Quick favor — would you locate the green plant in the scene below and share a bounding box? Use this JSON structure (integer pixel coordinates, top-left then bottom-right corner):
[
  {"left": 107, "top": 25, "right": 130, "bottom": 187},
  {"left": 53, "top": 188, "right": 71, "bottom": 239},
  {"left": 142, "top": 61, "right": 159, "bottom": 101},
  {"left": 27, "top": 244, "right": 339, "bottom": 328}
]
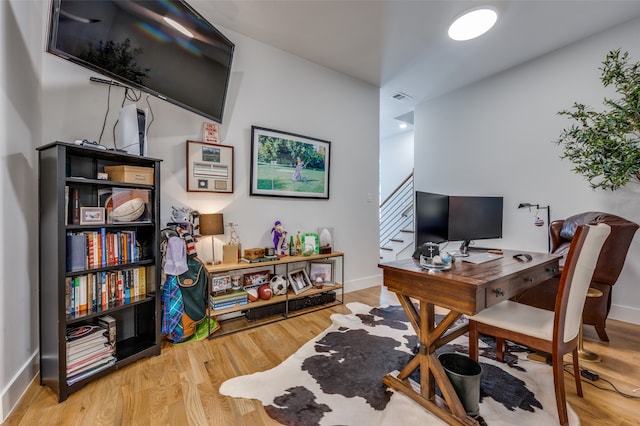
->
[{"left": 556, "top": 49, "right": 640, "bottom": 190}]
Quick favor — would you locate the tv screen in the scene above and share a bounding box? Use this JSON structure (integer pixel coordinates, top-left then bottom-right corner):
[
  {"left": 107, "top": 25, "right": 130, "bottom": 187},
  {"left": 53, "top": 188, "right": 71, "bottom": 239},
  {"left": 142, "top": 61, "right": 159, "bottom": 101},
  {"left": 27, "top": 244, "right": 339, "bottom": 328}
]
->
[{"left": 47, "top": 0, "right": 234, "bottom": 123}]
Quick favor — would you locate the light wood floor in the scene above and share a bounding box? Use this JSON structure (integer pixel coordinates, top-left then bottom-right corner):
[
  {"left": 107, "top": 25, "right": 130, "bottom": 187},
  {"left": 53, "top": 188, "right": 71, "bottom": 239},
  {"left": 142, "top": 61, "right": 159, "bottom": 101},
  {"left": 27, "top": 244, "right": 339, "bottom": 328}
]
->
[{"left": 4, "top": 286, "right": 639, "bottom": 425}]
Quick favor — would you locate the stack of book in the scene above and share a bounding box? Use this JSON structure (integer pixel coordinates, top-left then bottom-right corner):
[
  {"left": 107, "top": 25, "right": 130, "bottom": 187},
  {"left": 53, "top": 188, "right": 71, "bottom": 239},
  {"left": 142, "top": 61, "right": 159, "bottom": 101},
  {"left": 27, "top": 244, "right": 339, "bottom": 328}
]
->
[
  {"left": 66, "top": 323, "right": 116, "bottom": 385},
  {"left": 209, "top": 288, "right": 248, "bottom": 311}
]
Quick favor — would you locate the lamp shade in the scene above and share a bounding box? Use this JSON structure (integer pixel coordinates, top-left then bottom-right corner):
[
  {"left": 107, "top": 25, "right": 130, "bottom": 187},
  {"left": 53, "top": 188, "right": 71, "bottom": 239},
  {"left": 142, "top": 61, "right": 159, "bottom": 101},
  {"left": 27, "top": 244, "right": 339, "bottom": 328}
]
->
[{"left": 199, "top": 213, "right": 224, "bottom": 236}]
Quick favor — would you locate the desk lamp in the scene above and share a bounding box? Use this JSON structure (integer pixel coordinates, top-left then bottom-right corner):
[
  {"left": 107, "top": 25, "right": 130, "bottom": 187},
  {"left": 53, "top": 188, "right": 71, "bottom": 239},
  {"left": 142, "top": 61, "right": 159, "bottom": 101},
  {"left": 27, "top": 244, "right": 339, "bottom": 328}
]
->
[
  {"left": 199, "top": 213, "right": 224, "bottom": 265},
  {"left": 518, "top": 202, "right": 551, "bottom": 252}
]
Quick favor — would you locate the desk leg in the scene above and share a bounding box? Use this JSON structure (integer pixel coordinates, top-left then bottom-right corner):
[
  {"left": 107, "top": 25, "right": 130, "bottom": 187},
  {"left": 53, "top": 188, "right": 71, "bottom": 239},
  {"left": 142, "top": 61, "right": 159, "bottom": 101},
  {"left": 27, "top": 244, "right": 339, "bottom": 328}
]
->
[{"left": 384, "top": 294, "right": 478, "bottom": 426}]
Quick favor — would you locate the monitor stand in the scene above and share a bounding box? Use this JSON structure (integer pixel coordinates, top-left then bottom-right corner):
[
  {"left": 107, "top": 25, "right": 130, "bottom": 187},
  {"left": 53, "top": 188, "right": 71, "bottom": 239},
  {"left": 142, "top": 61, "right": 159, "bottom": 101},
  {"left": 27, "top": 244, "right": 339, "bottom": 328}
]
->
[{"left": 453, "top": 240, "right": 471, "bottom": 257}]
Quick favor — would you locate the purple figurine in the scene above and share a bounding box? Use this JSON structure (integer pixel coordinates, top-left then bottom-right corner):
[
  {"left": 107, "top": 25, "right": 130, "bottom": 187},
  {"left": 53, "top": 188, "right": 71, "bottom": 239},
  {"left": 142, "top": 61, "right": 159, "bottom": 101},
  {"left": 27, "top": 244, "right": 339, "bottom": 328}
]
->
[{"left": 271, "top": 221, "right": 288, "bottom": 255}]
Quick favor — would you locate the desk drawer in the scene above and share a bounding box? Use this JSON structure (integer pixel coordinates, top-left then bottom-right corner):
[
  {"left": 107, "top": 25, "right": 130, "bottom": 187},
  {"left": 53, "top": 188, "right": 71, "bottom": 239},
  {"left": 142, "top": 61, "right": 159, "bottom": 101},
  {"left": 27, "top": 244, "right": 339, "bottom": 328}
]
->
[{"left": 485, "top": 264, "right": 557, "bottom": 308}]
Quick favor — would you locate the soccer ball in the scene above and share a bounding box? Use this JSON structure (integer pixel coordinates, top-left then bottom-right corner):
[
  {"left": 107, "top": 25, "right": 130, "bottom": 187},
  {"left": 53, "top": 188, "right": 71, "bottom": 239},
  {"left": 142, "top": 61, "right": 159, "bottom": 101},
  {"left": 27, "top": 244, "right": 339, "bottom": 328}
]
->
[{"left": 270, "top": 275, "right": 288, "bottom": 295}]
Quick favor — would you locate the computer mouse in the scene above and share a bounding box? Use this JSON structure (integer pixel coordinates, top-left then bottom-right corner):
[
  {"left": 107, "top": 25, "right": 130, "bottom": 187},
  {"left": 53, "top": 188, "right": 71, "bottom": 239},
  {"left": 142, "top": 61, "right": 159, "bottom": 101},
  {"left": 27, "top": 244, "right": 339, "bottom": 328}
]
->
[{"left": 513, "top": 253, "right": 532, "bottom": 262}]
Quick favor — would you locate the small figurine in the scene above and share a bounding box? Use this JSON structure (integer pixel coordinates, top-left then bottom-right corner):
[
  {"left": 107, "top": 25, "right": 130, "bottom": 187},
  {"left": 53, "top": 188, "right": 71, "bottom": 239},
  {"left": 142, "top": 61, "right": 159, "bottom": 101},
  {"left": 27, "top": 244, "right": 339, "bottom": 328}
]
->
[{"left": 271, "top": 221, "right": 288, "bottom": 255}]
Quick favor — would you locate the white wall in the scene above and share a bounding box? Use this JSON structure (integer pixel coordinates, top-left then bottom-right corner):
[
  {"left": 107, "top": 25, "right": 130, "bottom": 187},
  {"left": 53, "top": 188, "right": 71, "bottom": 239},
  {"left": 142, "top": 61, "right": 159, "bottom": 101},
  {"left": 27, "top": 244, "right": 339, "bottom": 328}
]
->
[
  {"left": 414, "top": 17, "right": 640, "bottom": 325},
  {"left": 1, "top": 3, "right": 380, "bottom": 421},
  {"left": 380, "top": 130, "right": 413, "bottom": 202},
  {"left": 0, "top": 0, "right": 43, "bottom": 421}
]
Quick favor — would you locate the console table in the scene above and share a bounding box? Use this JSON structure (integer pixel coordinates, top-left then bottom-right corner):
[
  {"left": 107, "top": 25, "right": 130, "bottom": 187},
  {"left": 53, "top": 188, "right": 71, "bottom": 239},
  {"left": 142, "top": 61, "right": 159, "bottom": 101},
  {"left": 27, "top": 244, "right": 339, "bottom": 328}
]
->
[
  {"left": 378, "top": 251, "right": 560, "bottom": 425},
  {"left": 205, "top": 252, "right": 344, "bottom": 337}
]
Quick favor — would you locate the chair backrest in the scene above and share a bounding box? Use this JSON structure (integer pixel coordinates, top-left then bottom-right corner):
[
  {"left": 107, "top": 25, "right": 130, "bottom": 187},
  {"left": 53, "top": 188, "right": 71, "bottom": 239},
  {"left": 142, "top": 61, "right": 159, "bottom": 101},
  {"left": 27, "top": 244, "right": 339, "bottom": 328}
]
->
[
  {"left": 550, "top": 212, "right": 638, "bottom": 286},
  {"left": 554, "top": 223, "right": 611, "bottom": 344}
]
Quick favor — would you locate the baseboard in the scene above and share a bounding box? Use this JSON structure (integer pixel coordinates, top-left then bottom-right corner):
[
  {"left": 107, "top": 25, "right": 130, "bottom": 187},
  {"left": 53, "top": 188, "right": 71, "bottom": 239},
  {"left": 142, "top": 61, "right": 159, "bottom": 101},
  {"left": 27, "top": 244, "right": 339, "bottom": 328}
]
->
[
  {"left": 609, "top": 304, "right": 640, "bottom": 325},
  {"left": 343, "top": 274, "right": 381, "bottom": 293},
  {"left": 1, "top": 350, "right": 39, "bottom": 423}
]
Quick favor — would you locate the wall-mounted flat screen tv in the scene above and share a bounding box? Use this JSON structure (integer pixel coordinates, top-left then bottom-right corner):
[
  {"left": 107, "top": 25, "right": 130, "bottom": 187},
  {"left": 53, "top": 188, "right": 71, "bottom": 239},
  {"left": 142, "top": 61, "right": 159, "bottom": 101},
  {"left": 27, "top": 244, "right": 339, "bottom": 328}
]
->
[{"left": 47, "top": 0, "right": 235, "bottom": 123}]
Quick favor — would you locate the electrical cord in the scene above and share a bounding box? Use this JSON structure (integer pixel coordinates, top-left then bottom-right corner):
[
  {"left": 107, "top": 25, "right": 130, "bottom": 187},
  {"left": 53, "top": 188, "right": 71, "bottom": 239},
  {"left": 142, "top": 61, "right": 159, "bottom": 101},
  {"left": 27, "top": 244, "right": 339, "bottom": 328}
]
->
[
  {"left": 563, "top": 363, "right": 640, "bottom": 399},
  {"left": 144, "top": 94, "right": 154, "bottom": 134},
  {"left": 97, "top": 80, "right": 114, "bottom": 146}
]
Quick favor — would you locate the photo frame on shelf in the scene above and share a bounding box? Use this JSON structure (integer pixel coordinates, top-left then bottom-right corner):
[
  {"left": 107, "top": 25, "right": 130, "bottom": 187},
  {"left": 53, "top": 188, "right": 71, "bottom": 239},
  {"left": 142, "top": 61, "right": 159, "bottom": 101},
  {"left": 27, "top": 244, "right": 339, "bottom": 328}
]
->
[
  {"left": 80, "top": 207, "right": 105, "bottom": 225},
  {"left": 288, "top": 268, "right": 313, "bottom": 295},
  {"left": 308, "top": 260, "right": 335, "bottom": 286},
  {"left": 186, "top": 140, "right": 234, "bottom": 193},
  {"left": 302, "top": 233, "right": 319, "bottom": 255},
  {"left": 243, "top": 270, "right": 271, "bottom": 287},
  {"left": 211, "top": 274, "right": 231, "bottom": 293},
  {"left": 250, "top": 126, "right": 331, "bottom": 199}
]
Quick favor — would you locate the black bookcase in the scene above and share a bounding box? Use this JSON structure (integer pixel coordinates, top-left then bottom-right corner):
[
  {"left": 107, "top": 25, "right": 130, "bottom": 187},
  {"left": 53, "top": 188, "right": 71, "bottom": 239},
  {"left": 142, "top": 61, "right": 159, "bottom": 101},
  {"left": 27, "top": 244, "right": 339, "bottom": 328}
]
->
[{"left": 37, "top": 142, "right": 162, "bottom": 402}]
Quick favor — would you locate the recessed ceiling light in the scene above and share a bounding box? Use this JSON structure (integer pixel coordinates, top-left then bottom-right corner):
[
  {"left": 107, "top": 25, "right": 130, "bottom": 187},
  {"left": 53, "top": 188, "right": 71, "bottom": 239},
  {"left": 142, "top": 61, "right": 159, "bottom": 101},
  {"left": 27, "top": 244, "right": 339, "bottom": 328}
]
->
[
  {"left": 399, "top": 123, "right": 408, "bottom": 129},
  {"left": 448, "top": 7, "right": 498, "bottom": 41},
  {"left": 164, "top": 17, "right": 194, "bottom": 38}
]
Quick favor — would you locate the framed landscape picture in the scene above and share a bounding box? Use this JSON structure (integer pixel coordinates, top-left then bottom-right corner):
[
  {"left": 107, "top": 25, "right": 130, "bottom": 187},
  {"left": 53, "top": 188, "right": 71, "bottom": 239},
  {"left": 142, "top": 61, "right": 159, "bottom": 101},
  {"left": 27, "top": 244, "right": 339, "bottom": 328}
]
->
[{"left": 250, "top": 126, "right": 330, "bottom": 199}]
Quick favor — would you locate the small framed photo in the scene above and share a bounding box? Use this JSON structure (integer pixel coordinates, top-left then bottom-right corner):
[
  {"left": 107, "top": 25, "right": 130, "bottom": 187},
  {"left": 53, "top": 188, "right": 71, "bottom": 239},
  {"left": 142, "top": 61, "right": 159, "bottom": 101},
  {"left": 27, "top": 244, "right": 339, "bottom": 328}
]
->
[
  {"left": 80, "top": 207, "right": 105, "bottom": 225},
  {"left": 288, "top": 268, "right": 312, "bottom": 295},
  {"left": 211, "top": 274, "right": 231, "bottom": 293},
  {"left": 243, "top": 270, "right": 271, "bottom": 287},
  {"left": 308, "top": 260, "right": 335, "bottom": 286}
]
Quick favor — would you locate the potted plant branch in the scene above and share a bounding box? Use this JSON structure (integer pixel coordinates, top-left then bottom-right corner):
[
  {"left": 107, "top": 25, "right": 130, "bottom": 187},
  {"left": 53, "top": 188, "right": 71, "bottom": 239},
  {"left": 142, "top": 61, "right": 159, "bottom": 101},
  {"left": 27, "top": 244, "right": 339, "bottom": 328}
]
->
[{"left": 556, "top": 49, "right": 640, "bottom": 190}]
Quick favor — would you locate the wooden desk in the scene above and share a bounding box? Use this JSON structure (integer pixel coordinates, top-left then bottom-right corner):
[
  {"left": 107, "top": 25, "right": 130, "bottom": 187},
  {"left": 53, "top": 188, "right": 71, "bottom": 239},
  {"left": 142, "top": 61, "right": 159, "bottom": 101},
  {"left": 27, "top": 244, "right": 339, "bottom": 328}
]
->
[{"left": 378, "top": 250, "right": 560, "bottom": 425}]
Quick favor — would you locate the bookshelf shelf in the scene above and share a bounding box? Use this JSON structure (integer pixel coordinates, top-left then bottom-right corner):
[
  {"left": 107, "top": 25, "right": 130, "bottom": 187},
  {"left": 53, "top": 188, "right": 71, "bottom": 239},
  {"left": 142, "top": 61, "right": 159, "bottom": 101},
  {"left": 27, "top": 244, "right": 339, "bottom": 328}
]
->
[{"left": 37, "top": 142, "right": 162, "bottom": 402}]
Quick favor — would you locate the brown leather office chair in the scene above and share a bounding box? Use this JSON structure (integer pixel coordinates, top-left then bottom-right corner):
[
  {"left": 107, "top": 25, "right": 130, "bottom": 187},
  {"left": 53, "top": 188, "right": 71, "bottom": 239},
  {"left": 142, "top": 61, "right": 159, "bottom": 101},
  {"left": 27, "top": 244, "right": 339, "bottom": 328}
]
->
[
  {"left": 514, "top": 211, "right": 638, "bottom": 342},
  {"left": 469, "top": 223, "right": 611, "bottom": 426}
]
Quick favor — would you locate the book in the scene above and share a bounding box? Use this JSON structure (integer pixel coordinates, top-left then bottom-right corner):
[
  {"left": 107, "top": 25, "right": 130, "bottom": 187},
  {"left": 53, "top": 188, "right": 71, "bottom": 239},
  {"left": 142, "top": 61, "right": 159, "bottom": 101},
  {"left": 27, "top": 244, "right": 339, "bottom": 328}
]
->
[
  {"left": 66, "top": 233, "right": 86, "bottom": 272},
  {"left": 66, "top": 346, "right": 115, "bottom": 373},
  {"left": 66, "top": 325, "right": 104, "bottom": 343},
  {"left": 210, "top": 288, "right": 248, "bottom": 301},
  {"left": 66, "top": 335, "right": 109, "bottom": 356},
  {"left": 65, "top": 185, "right": 69, "bottom": 226},
  {"left": 138, "top": 266, "right": 146, "bottom": 296},
  {"left": 98, "top": 315, "right": 116, "bottom": 346},
  {"left": 66, "top": 358, "right": 115, "bottom": 386},
  {"left": 72, "top": 187, "right": 80, "bottom": 225}
]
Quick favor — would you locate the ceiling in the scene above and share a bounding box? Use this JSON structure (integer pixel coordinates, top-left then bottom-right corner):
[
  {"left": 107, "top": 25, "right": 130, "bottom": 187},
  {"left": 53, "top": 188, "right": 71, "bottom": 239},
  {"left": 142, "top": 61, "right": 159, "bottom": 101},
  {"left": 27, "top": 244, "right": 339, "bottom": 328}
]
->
[{"left": 191, "top": 0, "right": 640, "bottom": 139}]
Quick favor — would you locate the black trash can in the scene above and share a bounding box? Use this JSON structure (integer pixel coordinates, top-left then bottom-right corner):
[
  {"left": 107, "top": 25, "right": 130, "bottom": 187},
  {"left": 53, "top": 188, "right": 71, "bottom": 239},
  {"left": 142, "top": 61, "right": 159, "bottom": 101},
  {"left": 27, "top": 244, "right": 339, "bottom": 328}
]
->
[{"left": 438, "top": 352, "right": 482, "bottom": 417}]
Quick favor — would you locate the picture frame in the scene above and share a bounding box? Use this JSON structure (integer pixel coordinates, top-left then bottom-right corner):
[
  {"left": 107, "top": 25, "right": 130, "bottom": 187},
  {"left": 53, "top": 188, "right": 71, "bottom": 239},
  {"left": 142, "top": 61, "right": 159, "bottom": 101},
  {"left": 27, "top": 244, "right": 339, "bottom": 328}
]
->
[
  {"left": 302, "top": 233, "right": 320, "bottom": 255},
  {"left": 211, "top": 274, "right": 231, "bottom": 293},
  {"left": 250, "top": 126, "right": 331, "bottom": 199},
  {"left": 288, "top": 268, "right": 313, "bottom": 295},
  {"left": 308, "top": 260, "right": 335, "bottom": 286},
  {"left": 80, "top": 207, "right": 105, "bottom": 225},
  {"left": 186, "top": 140, "right": 234, "bottom": 193},
  {"left": 243, "top": 270, "right": 271, "bottom": 287}
]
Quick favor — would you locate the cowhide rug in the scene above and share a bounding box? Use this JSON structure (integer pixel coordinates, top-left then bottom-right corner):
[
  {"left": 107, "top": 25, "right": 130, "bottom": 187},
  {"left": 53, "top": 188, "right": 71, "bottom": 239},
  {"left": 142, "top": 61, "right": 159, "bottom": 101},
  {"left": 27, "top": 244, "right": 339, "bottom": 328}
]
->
[{"left": 220, "top": 302, "right": 580, "bottom": 425}]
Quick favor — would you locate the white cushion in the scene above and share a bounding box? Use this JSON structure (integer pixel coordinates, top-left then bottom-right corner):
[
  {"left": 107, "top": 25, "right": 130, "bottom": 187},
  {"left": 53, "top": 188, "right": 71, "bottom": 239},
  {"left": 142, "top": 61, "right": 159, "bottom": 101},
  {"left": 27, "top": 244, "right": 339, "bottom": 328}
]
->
[{"left": 469, "top": 300, "right": 555, "bottom": 341}]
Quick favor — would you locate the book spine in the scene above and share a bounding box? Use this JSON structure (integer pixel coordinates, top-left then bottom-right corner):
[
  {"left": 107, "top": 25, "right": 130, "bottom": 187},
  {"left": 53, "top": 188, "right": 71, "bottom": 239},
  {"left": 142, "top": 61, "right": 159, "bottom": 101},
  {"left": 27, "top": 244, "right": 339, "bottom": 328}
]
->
[
  {"left": 138, "top": 266, "right": 146, "bottom": 296},
  {"left": 72, "top": 188, "right": 80, "bottom": 225},
  {"left": 78, "top": 275, "right": 87, "bottom": 313},
  {"left": 102, "top": 273, "right": 108, "bottom": 308},
  {"left": 100, "top": 228, "right": 107, "bottom": 268},
  {"left": 86, "top": 273, "right": 93, "bottom": 314},
  {"left": 65, "top": 277, "right": 72, "bottom": 315},
  {"left": 65, "top": 186, "right": 69, "bottom": 226}
]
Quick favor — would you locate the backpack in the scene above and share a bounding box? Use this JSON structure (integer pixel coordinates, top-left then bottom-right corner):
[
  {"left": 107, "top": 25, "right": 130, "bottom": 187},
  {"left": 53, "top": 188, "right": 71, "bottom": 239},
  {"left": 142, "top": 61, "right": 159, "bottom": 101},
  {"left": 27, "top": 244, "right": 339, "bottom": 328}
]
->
[{"left": 177, "top": 255, "right": 207, "bottom": 322}]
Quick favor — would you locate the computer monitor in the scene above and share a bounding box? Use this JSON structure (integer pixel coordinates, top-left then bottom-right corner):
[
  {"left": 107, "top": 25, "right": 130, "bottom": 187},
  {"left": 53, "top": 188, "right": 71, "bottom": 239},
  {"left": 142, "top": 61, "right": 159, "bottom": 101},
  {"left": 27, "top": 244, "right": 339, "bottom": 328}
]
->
[
  {"left": 414, "top": 191, "right": 503, "bottom": 257},
  {"left": 448, "top": 195, "right": 503, "bottom": 255},
  {"left": 414, "top": 192, "right": 449, "bottom": 258}
]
